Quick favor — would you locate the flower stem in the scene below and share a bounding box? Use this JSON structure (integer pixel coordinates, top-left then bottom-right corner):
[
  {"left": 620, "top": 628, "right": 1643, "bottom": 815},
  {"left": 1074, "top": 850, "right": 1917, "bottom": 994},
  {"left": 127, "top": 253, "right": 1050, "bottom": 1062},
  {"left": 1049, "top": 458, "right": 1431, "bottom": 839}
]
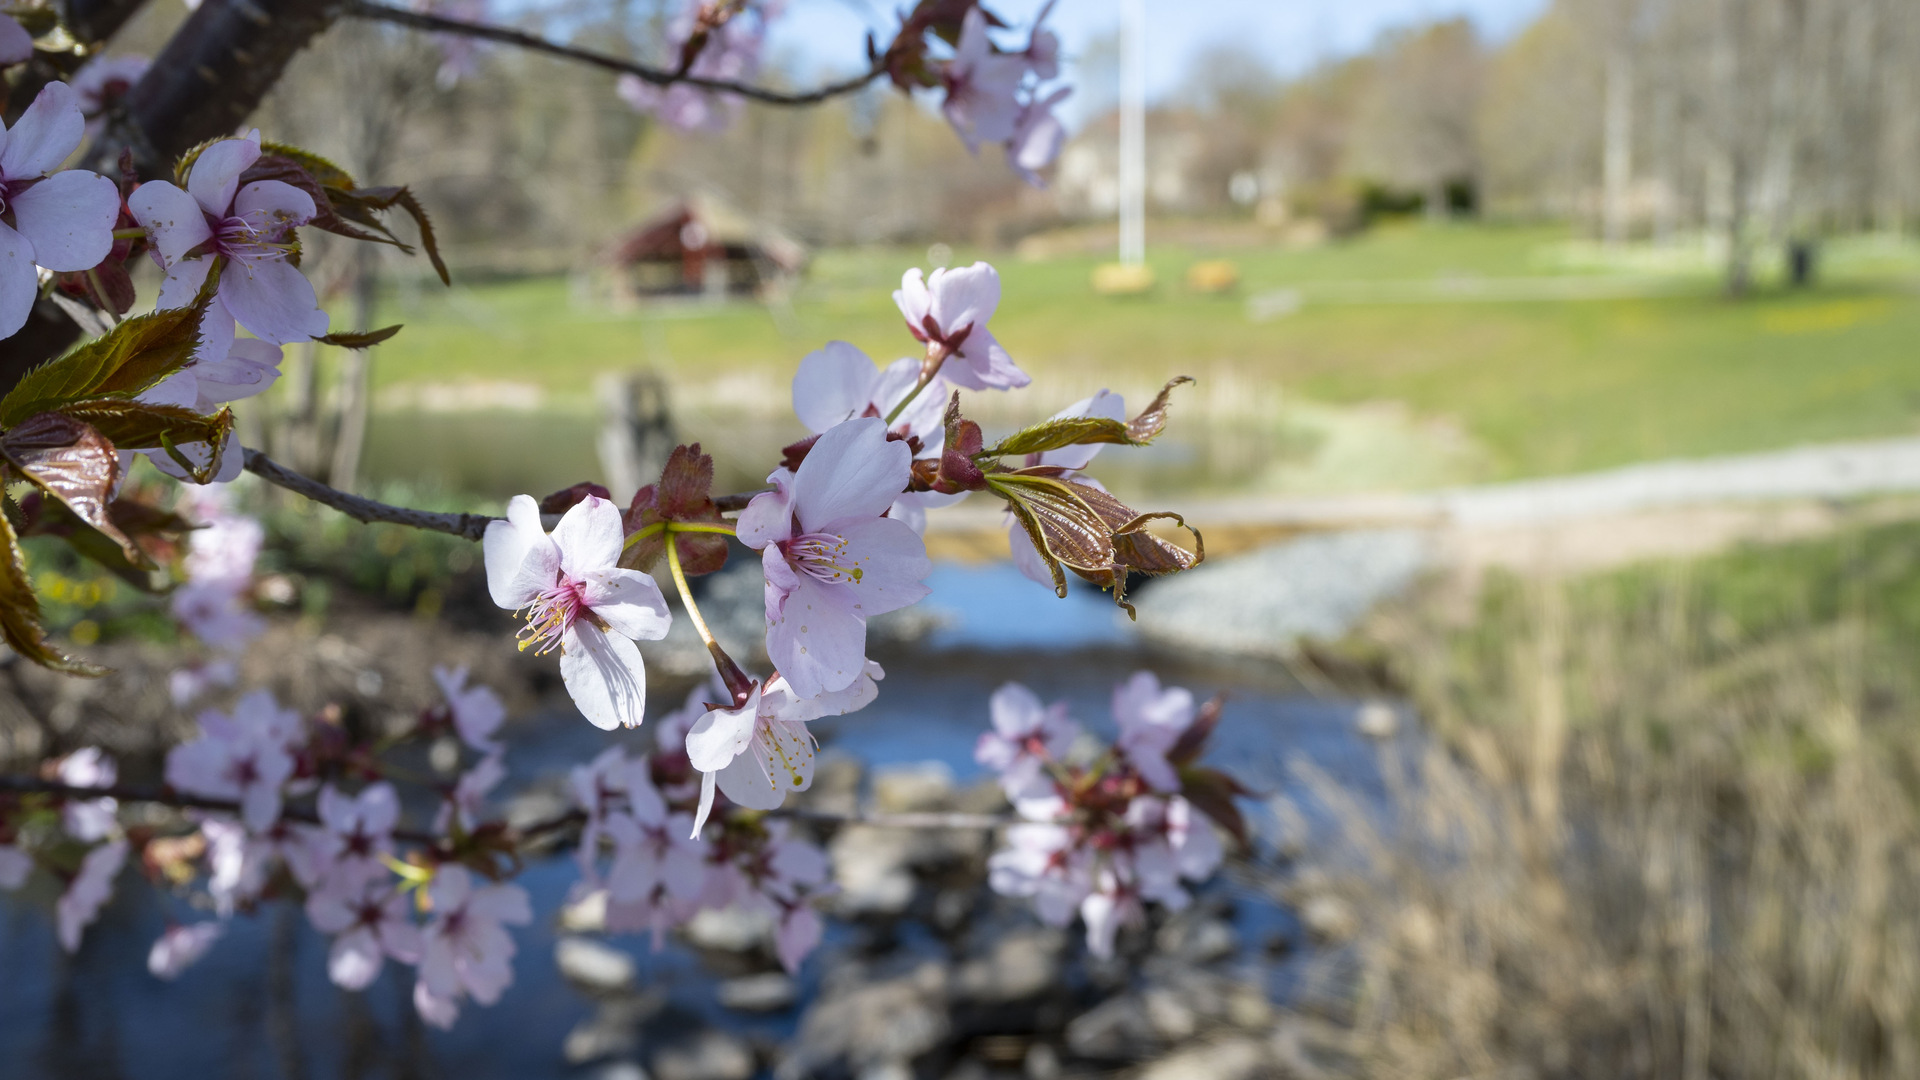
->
[
  {"left": 882, "top": 342, "right": 952, "bottom": 426},
  {"left": 621, "top": 520, "right": 735, "bottom": 551},
  {"left": 111, "top": 227, "right": 146, "bottom": 241},
  {"left": 665, "top": 532, "right": 754, "bottom": 705}
]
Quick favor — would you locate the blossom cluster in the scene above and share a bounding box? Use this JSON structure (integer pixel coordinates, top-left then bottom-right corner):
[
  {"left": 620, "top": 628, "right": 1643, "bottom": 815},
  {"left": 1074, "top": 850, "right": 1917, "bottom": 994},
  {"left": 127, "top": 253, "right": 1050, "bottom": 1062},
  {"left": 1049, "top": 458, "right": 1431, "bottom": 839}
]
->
[
  {"left": 936, "top": 2, "right": 1071, "bottom": 185},
  {"left": 979, "top": 672, "right": 1237, "bottom": 958}
]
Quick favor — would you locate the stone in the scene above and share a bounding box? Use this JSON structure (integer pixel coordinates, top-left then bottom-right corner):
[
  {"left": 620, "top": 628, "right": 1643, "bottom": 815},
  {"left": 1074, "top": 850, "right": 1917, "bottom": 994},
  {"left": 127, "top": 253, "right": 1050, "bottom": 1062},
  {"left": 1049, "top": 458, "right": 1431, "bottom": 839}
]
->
[
  {"left": 871, "top": 761, "right": 955, "bottom": 811},
  {"left": 1064, "top": 995, "right": 1163, "bottom": 1060},
  {"left": 829, "top": 826, "right": 919, "bottom": 916},
  {"left": 563, "top": 996, "right": 663, "bottom": 1065},
  {"left": 556, "top": 936, "right": 636, "bottom": 992},
  {"left": 684, "top": 904, "right": 774, "bottom": 952},
  {"left": 718, "top": 972, "right": 798, "bottom": 1012},
  {"left": 1137, "top": 1038, "right": 1269, "bottom": 1080},
  {"left": 1155, "top": 917, "right": 1238, "bottom": 964},
  {"left": 1354, "top": 700, "right": 1398, "bottom": 739},
  {"left": 594, "top": 1063, "right": 650, "bottom": 1080},
  {"left": 1300, "top": 894, "right": 1357, "bottom": 943},
  {"left": 651, "top": 1031, "right": 756, "bottom": 1080},
  {"left": 954, "top": 928, "right": 1063, "bottom": 1003},
  {"left": 780, "top": 961, "right": 950, "bottom": 1080},
  {"left": 1023, "top": 1043, "right": 1062, "bottom": 1080}
]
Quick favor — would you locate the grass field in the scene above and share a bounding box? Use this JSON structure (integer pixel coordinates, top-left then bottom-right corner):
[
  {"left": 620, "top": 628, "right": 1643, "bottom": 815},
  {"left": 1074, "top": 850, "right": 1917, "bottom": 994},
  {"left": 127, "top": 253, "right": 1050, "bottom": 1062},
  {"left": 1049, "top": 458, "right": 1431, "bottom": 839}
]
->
[{"left": 364, "top": 222, "right": 1920, "bottom": 488}]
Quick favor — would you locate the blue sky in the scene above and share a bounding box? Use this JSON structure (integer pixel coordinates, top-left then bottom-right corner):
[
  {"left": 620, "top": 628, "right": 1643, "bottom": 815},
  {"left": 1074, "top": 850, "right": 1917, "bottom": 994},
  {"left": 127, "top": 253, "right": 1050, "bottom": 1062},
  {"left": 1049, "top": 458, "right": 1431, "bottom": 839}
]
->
[{"left": 767, "top": 0, "right": 1551, "bottom": 123}]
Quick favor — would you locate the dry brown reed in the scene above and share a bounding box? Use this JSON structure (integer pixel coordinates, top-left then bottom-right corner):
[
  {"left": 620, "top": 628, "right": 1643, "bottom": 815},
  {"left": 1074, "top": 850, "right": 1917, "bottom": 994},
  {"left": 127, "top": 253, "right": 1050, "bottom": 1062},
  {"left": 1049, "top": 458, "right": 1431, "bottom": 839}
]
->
[{"left": 1277, "top": 543, "right": 1920, "bottom": 1080}]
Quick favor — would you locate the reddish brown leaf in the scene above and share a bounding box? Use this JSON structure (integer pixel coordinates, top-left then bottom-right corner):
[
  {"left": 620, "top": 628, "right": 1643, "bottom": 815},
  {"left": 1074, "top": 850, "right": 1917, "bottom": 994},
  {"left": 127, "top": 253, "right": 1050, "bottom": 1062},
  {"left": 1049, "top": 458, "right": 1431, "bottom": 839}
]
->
[
  {"left": 1124, "top": 376, "right": 1195, "bottom": 443},
  {"left": 1, "top": 413, "right": 137, "bottom": 563},
  {"left": 1168, "top": 693, "right": 1225, "bottom": 766},
  {"left": 1178, "top": 765, "right": 1252, "bottom": 848},
  {"left": 538, "top": 482, "right": 612, "bottom": 515},
  {"left": 620, "top": 444, "right": 729, "bottom": 576}
]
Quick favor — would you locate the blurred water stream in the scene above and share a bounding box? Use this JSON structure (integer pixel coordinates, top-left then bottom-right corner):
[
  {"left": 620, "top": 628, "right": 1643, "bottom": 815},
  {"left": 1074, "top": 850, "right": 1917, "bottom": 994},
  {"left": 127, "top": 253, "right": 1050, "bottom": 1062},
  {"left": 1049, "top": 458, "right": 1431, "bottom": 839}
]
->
[{"left": 0, "top": 561, "right": 1399, "bottom": 1078}]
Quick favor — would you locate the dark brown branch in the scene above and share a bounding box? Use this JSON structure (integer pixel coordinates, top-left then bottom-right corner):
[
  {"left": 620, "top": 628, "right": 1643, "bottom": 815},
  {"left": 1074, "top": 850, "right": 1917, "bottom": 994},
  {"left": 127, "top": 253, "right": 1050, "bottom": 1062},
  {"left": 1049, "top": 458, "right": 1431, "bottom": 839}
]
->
[
  {"left": 0, "top": 774, "right": 439, "bottom": 844},
  {"left": 243, "top": 446, "right": 499, "bottom": 541},
  {"left": 344, "top": 0, "right": 886, "bottom": 106},
  {"left": 243, "top": 447, "right": 755, "bottom": 538},
  {"left": 2, "top": 775, "right": 1009, "bottom": 844}
]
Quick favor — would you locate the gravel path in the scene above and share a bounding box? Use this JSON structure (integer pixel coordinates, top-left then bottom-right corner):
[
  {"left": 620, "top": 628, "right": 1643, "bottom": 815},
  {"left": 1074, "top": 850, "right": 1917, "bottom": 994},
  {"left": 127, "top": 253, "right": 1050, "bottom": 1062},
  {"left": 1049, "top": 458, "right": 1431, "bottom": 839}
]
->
[{"left": 1137, "top": 435, "right": 1920, "bottom": 655}]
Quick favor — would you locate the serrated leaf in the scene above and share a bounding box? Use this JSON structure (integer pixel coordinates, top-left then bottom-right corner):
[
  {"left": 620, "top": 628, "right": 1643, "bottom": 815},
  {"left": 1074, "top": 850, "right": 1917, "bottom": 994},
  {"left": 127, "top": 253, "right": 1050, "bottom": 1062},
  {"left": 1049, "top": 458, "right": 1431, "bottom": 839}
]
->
[
  {"left": 1, "top": 413, "right": 137, "bottom": 563},
  {"left": 0, "top": 295, "right": 211, "bottom": 427},
  {"left": 980, "top": 377, "right": 1193, "bottom": 458},
  {"left": 0, "top": 507, "right": 106, "bottom": 676},
  {"left": 1177, "top": 765, "right": 1251, "bottom": 847},
  {"left": 985, "top": 473, "right": 1117, "bottom": 598},
  {"left": 318, "top": 325, "right": 402, "bottom": 350},
  {"left": 1124, "top": 376, "right": 1194, "bottom": 443},
  {"left": 247, "top": 145, "right": 451, "bottom": 286},
  {"left": 620, "top": 444, "right": 729, "bottom": 576},
  {"left": 18, "top": 496, "right": 172, "bottom": 592},
  {"left": 54, "top": 400, "right": 231, "bottom": 452}
]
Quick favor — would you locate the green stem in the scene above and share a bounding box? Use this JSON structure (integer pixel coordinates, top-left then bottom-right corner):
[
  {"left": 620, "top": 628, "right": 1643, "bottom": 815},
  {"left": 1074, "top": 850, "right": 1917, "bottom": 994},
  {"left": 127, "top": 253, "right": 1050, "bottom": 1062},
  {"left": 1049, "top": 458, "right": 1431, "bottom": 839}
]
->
[
  {"left": 111, "top": 227, "right": 146, "bottom": 241},
  {"left": 665, "top": 533, "right": 718, "bottom": 651},
  {"left": 882, "top": 343, "right": 952, "bottom": 426},
  {"left": 621, "top": 520, "right": 736, "bottom": 551}
]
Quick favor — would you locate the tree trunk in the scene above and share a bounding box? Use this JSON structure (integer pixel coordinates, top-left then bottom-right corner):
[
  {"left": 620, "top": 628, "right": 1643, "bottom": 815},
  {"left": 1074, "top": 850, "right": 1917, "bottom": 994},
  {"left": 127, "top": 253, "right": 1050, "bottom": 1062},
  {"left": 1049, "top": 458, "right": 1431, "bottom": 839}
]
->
[{"left": 1603, "top": 48, "right": 1634, "bottom": 245}]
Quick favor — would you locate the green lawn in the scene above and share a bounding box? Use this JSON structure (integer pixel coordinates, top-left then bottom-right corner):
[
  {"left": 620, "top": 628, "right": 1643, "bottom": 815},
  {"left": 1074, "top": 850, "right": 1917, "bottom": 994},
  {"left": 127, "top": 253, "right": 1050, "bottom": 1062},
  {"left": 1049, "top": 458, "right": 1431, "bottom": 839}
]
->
[{"left": 365, "top": 223, "right": 1920, "bottom": 486}]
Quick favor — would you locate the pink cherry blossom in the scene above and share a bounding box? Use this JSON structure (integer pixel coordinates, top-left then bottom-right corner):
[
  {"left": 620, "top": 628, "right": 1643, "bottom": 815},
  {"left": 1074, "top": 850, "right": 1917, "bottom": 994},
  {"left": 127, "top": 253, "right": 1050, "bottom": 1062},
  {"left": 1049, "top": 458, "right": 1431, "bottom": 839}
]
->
[
  {"left": 148, "top": 921, "right": 224, "bottom": 980},
  {"left": 792, "top": 341, "right": 948, "bottom": 454},
  {"left": 0, "top": 844, "right": 31, "bottom": 889},
  {"left": 685, "top": 662, "right": 882, "bottom": 834},
  {"left": 433, "top": 664, "right": 506, "bottom": 751},
  {"left": 941, "top": 8, "right": 1028, "bottom": 154},
  {"left": 306, "top": 874, "right": 423, "bottom": 990},
  {"left": 169, "top": 657, "right": 238, "bottom": 707},
  {"left": 314, "top": 782, "right": 400, "bottom": 890},
  {"left": 569, "top": 745, "right": 632, "bottom": 892},
  {"left": 892, "top": 263, "right": 1028, "bottom": 390},
  {"left": 987, "top": 822, "right": 1090, "bottom": 927},
  {"left": 414, "top": 865, "right": 532, "bottom": 1028},
  {"left": 57, "top": 838, "right": 127, "bottom": 952},
  {"left": 1007, "top": 389, "right": 1126, "bottom": 587},
  {"left": 0, "top": 81, "right": 123, "bottom": 339},
  {"left": 202, "top": 814, "right": 322, "bottom": 915},
  {"left": 1112, "top": 671, "right": 1196, "bottom": 793},
  {"left": 166, "top": 689, "right": 303, "bottom": 831},
  {"left": 72, "top": 54, "right": 151, "bottom": 119},
  {"left": 58, "top": 747, "right": 118, "bottom": 842},
  {"left": 136, "top": 337, "right": 283, "bottom": 483},
  {"left": 434, "top": 752, "right": 505, "bottom": 835},
  {"left": 128, "top": 130, "right": 329, "bottom": 347},
  {"left": 1024, "top": 1, "right": 1060, "bottom": 81},
  {"left": 484, "top": 493, "right": 672, "bottom": 730},
  {"left": 735, "top": 418, "right": 931, "bottom": 698},
  {"left": 775, "top": 903, "right": 822, "bottom": 974},
  {"left": 0, "top": 15, "right": 31, "bottom": 66},
  {"left": 1078, "top": 864, "right": 1144, "bottom": 959},
  {"left": 791, "top": 340, "right": 966, "bottom": 532},
  {"left": 974, "top": 682, "right": 1076, "bottom": 804},
  {"left": 1009, "top": 85, "right": 1070, "bottom": 187},
  {"left": 616, "top": 1, "right": 771, "bottom": 132},
  {"left": 604, "top": 788, "right": 705, "bottom": 911}
]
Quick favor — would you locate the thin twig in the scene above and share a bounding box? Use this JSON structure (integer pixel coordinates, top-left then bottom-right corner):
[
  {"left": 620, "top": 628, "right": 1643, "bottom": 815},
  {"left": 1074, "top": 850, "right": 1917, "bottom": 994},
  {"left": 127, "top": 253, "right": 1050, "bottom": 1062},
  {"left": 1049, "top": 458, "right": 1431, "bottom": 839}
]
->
[
  {"left": 0, "top": 775, "right": 439, "bottom": 844},
  {"left": 241, "top": 448, "right": 755, "bottom": 540},
  {"left": 0, "top": 774, "right": 1009, "bottom": 837},
  {"left": 345, "top": 0, "right": 888, "bottom": 106}
]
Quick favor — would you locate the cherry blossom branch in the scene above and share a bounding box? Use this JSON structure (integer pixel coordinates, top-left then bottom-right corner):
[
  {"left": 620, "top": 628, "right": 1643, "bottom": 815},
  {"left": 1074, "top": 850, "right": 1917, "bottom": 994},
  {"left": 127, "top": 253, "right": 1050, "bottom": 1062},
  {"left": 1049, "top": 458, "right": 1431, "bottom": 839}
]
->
[
  {"left": 0, "top": 775, "right": 441, "bottom": 845},
  {"left": 241, "top": 447, "right": 755, "bottom": 540},
  {"left": 242, "top": 447, "right": 501, "bottom": 541},
  {"left": 343, "top": 0, "right": 888, "bottom": 106},
  {"left": 0, "top": 775, "right": 1009, "bottom": 836}
]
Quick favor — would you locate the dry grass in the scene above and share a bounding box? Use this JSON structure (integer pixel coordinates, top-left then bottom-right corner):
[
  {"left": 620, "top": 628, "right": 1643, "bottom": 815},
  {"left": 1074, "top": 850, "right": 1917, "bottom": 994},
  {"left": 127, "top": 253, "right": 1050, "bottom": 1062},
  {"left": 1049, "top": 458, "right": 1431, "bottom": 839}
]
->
[{"left": 1281, "top": 524, "right": 1920, "bottom": 1079}]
